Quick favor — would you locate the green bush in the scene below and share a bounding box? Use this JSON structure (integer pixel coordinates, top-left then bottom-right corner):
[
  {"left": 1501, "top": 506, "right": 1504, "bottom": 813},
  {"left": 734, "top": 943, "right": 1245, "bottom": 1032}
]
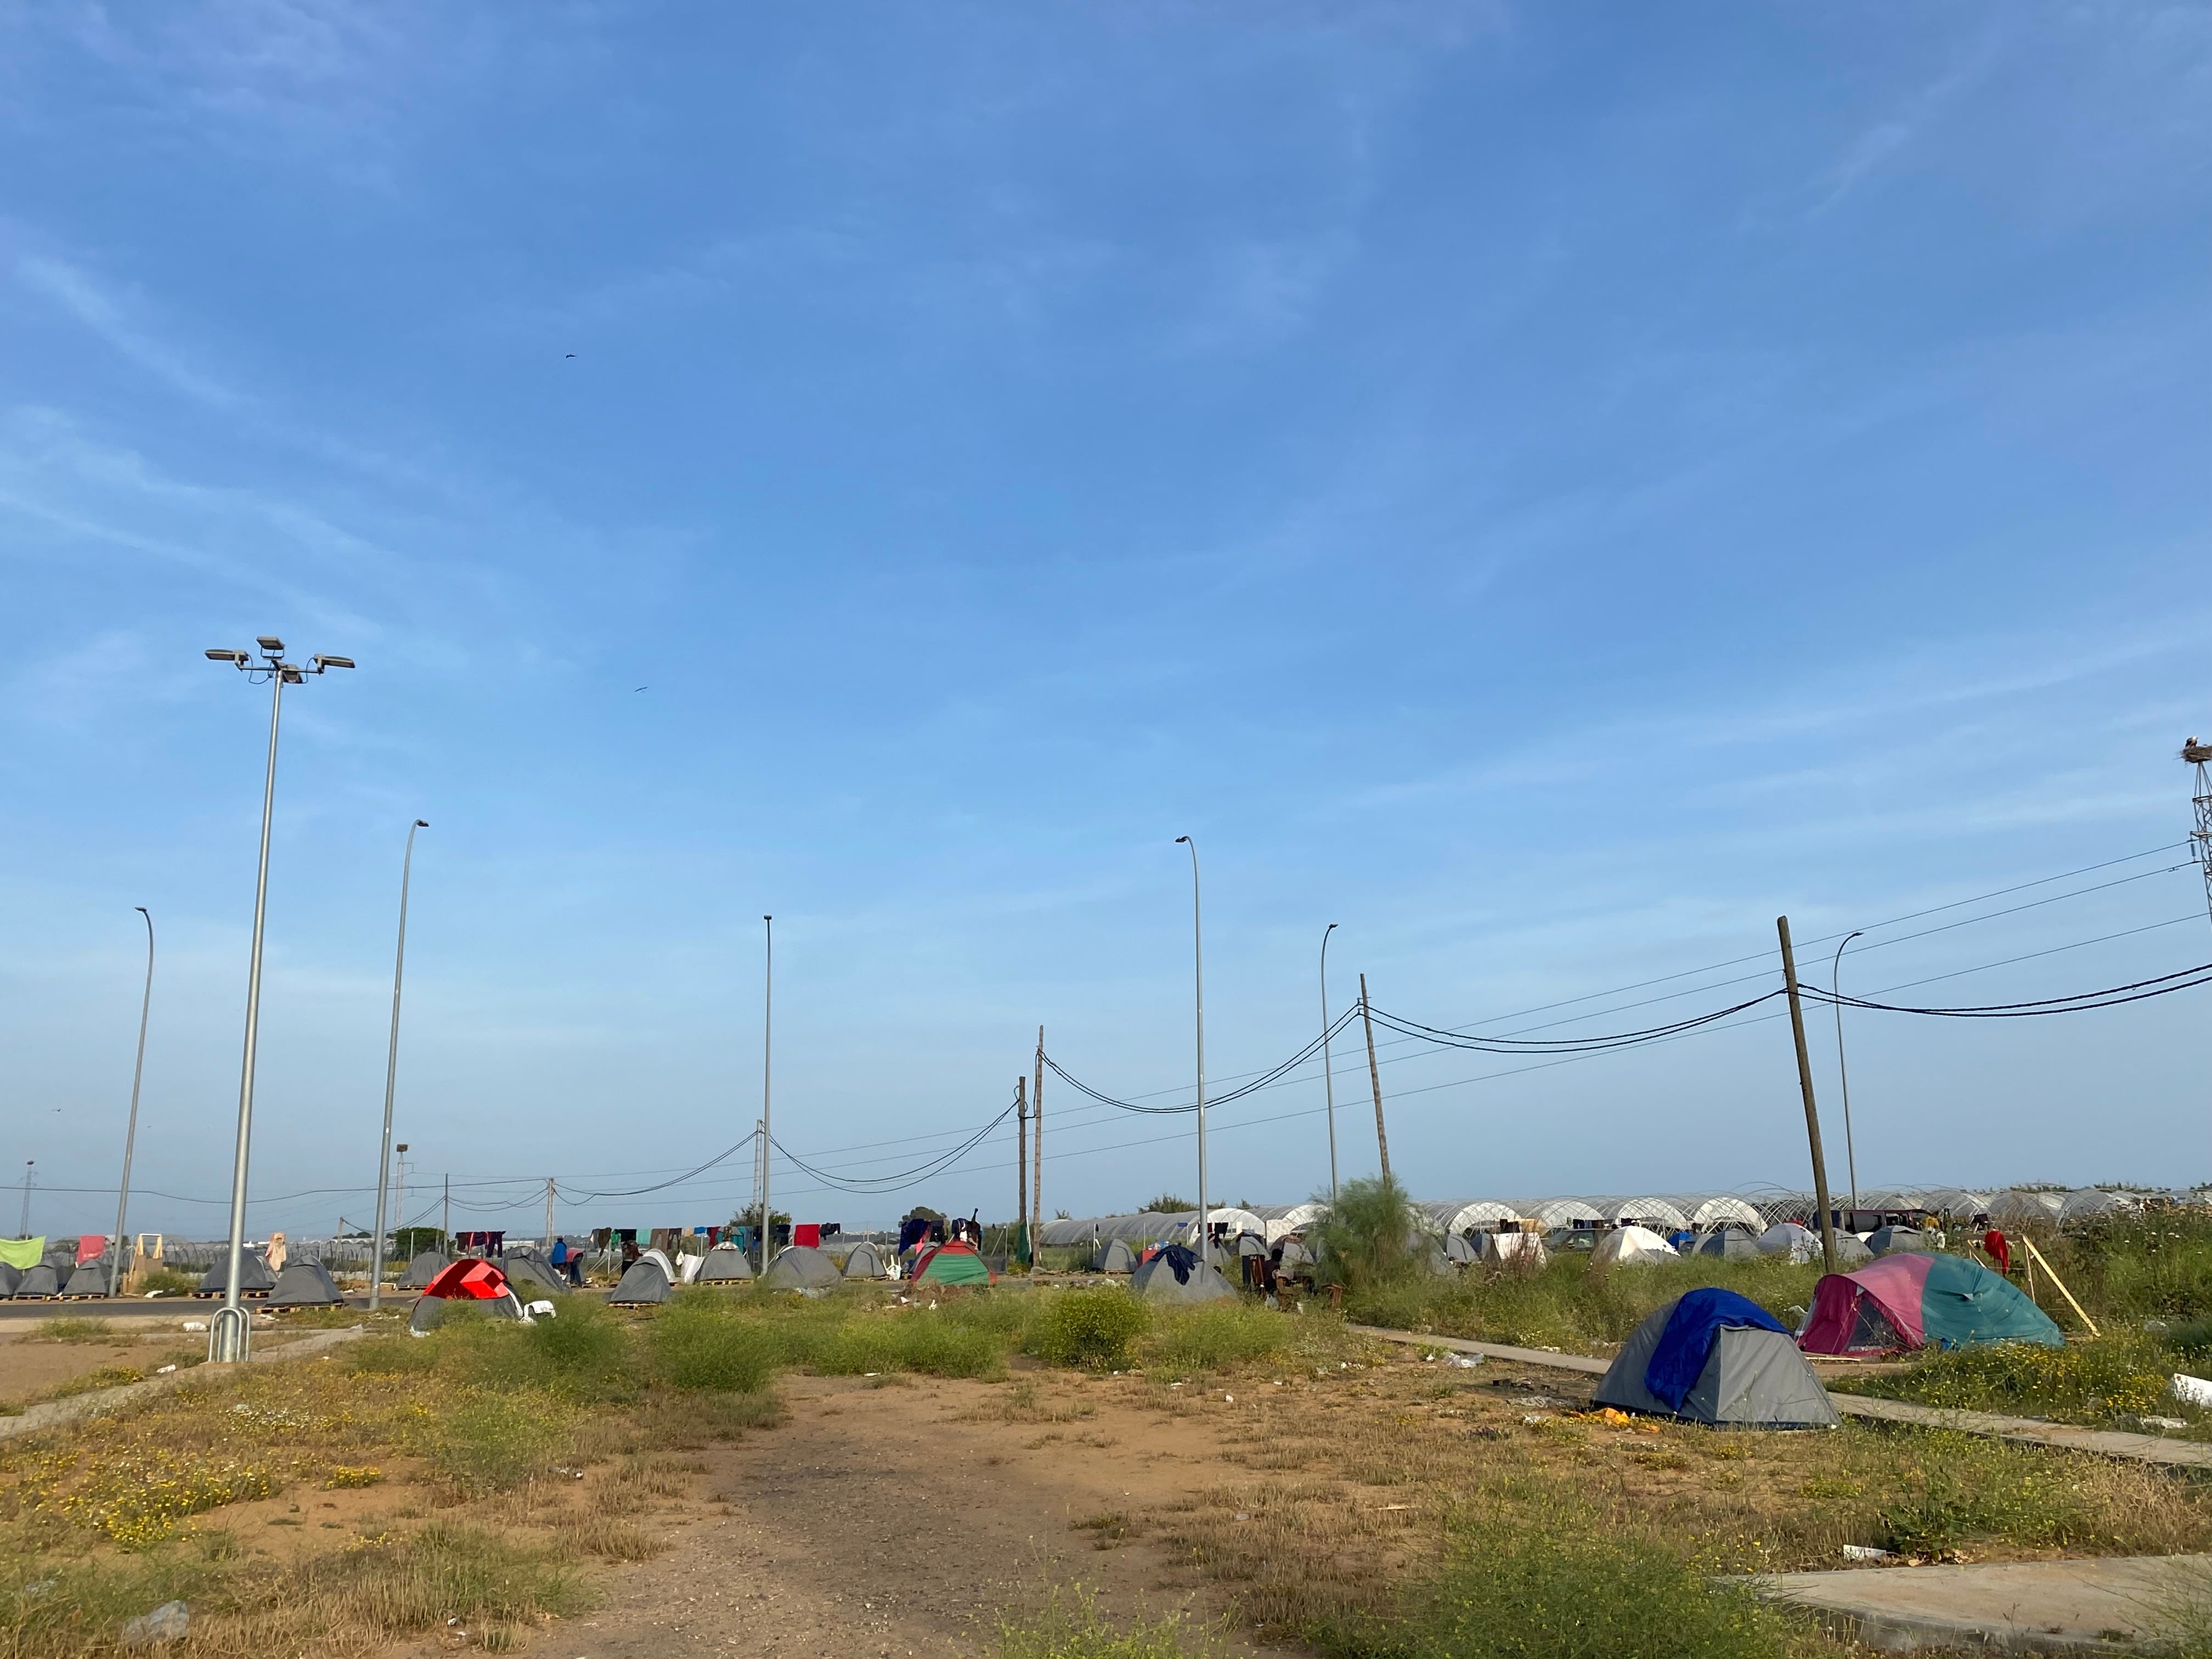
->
[
  {"left": 1030, "top": 1289, "right": 1149, "bottom": 1369},
  {"left": 811, "top": 1311, "right": 1006, "bottom": 1379},
  {"left": 1867, "top": 1430, "right": 2095, "bottom": 1555},
  {"left": 1838, "top": 1332, "right": 2177, "bottom": 1426},
  {"left": 1329, "top": 1525, "right": 1782, "bottom": 1659},
  {"left": 1312, "top": 1175, "right": 1424, "bottom": 1290}
]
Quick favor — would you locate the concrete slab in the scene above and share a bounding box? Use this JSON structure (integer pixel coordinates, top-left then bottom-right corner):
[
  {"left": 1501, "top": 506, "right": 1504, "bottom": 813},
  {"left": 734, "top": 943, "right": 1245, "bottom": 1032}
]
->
[{"left": 1751, "top": 1555, "right": 2212, "bottom": 1653}]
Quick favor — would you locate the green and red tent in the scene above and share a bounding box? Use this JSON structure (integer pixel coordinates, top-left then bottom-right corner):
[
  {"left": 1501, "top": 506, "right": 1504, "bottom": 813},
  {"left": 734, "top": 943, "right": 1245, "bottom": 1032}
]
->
[
  {"left": 1798, "top": 1252, "right": 2061, "bottom": 1354},
  {"left": 909, "top": 1240, "right": 993, "bottom": 1287}
]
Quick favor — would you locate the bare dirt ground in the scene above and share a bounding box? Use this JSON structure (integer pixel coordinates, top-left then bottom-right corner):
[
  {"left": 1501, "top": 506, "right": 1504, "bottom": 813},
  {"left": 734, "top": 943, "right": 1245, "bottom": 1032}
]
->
[{"left": 0, "top": 1316, "right": 315, "bottom": 1409}]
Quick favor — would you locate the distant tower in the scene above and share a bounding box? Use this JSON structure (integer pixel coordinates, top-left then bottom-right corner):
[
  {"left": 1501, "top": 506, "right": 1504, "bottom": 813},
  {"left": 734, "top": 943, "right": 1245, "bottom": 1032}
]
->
[{"left": 2187, "top": 736, "right": 2212, "bottom": 929}]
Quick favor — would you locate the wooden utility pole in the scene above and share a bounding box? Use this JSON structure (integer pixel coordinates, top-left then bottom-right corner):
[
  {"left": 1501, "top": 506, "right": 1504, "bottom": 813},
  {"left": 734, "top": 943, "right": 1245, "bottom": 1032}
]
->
[
  {"left": 544, "top": 1178, "right": 556, "bottom": 1251},
  {"left": 1359, "top": 975, "right": 1392, "bottom": 1187},
  {"left": 1777, "top": 916, "right": 1838, "bottom": 1273},
  {"left": 1015, "top": 1076, "right": 1029, "bottom": 1272},
  {"left": 1032, "top": 1027, "right": 1045, "bottom": 1255}
]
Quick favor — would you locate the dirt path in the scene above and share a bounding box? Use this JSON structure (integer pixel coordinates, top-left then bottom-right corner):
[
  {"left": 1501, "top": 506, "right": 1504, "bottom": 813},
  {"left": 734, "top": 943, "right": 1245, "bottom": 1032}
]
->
[{"left": 482, "top": 1367, "right": 1301, "bottom": 1659}]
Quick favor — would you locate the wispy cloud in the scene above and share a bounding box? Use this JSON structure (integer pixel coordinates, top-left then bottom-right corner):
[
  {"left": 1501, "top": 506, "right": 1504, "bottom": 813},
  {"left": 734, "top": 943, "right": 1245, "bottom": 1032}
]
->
[{"left": 16, "top": 255, "right": 240, "bottom": 406}]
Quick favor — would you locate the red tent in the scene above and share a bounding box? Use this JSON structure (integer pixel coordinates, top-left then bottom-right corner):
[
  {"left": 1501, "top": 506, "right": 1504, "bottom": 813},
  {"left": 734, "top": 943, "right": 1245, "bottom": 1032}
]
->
[{"left": 422, "top": 1259, "right": 512, "bottom": 1300}]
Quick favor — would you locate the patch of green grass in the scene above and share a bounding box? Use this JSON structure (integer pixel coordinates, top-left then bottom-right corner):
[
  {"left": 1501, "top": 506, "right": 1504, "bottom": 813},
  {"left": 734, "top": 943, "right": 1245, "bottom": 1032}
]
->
[
  {"left": 427, "top": 1392, "right": 568, "bottom": 1496},
  {"left": 1029, "top": 1288, "right": 1149, "bottom": 1369},
  {"left": 20, "top": 1319, "right": 119, "bottom": 1344},
  {"left": 1324, "top": 1523, "right": 1785, "bottom": 1659},
  {"left": 646, "top": 1305, "right": 778, "bottom": 1392},
  {"left": 1139, "top": 1301, "right": 1289, "bottom": 1377},
  {"left": 998, "top": 1585, "right": 1224, "bottom": 1659},
  {"left": 810, "top": 1310, "right": 1007, "bottom": 1379},
  {"left": 1834, "top": 1333, "right": 2181, "bottom": 1428}
]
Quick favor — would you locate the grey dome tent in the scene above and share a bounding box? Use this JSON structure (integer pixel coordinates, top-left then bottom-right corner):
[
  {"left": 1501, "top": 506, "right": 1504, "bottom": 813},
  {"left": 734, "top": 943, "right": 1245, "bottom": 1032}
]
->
[
  {"left": 1092, "top": 1238, "right": 1138, "bottom": 1274},
  {"left": 499, "top": 1250, "right": 568, "bottom": 1299},
  {"left": 1594, "top": 1289, "right": 1838, "bottom": 1429},
  {"left": 0, "top": 1262, "right": 20, "bottom": 1299},
  {"left": 697, "top": 1245, "right": 754, "bottom": 1282},
  {"left": 266, "top": 1260, "right": 343, "bottom": 1309},
  {"left": 14, "top": 1264, "right": 59, "bottom": 1300},
  {"left": 195, "top": 1253, "right": 275, "bottom": 1298},
  {"left": 761, "top": 1245, "right": 840, "bottom": 1290},
  {"left": 1833, "top": 1233, "right": 1874, "bottom": 1266},
  {"left": 60, "top": 1262, "right": 111, "bottom": 1298},
  {"left": 1689, "top": 1230, "right": 1761, "bottom": 1261},
  {"left": 608, "top": 1257, "right": 672, "bottom": 1305},
  {"left": 400, "top": 1250, "right": 448, "bottom": 1291},
  {"left": 1865, "top": 1227, "right": 1927, "bottom": 1257},
  {"left": 841, "top": 1242, "right": 888, "bottom": 1279},
  {"left": 1131, "top": 1244, "right": 1236, "bottom": 1303}
]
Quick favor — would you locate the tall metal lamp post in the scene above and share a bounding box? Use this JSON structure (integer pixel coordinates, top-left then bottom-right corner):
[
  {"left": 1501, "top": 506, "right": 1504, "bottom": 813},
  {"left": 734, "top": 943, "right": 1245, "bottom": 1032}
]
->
[
  {"left": 758, "top": 915, "right": 774, "bottom": 1273},
  {"left": 107, "top": 908, "right": 155, "bottom": 1296},
  {"left": 1320, "top": 922, "right": 1340, "bottom": 1205},
  {"left": 1831, "top": 929, "right": 1865, "bottom": 1213},
  {"left": 1174, "top": 838, "right": 1209, "bottom": 1268},
  {"left": 369, "top": 820, "right": 428, "bottom": 1311},
  {"left": 203, "top": 637, "right": 353, "bottom": 1361}
]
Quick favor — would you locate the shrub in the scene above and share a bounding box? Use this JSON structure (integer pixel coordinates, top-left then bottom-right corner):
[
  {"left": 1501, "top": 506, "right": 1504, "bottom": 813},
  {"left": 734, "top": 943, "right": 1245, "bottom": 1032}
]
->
[
  {"left": 812, "top": 1312, "right": 1005, "bottom": 1379},
  {"left": 1328, "top": 1525, "right": 1784, "bottom": 1659},
  {"left": 1312, "top": 1175, "right": 1424, "bottom": 1291},
  {"left": 999, "top": 1584, "right": 1222, "bottom": 1659},
  {"left": 1839, "top": 1333, "right": 2175, "bottom": 1426},
  {"left": 1031, "top": 1289, "right": 1149, "bottom": 1369},
  {"left": 647, "top": 1307, "right": 777, "bottom": 1392},
  {"left": 428, "top": 1393, "right": 565, "bottom": 1495}
]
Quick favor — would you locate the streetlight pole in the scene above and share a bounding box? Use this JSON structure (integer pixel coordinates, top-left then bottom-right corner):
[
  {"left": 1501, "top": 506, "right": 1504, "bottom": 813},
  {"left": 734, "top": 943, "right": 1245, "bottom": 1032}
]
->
[
  {"left": 107, "top": 909, "right": 155, "bottom": 1296},
  {"left": 1174, "top": 838, "right": 1208, "bottom": 1268},
  {"left": 758, "top": 915, "right": 774, "bottom": 1273},
  {"left": 203, "top": 637, "right": 353, "bottom": 1362},
  {"left": 1320, "top": 923, "right": 1339, "bottom": 1206},
  {"left": 369, "top": 820, "right": 428, "bottom": 1312},
  {"left": 1832, "top": 929, "right": 1865, "bottom": 1214}
]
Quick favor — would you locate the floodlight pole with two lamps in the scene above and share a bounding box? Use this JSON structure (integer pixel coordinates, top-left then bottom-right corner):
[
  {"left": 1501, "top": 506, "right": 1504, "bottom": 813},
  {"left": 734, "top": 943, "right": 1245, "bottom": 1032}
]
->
[{"left": 202, "top": 637, "right": 353, "bottom": 1362}]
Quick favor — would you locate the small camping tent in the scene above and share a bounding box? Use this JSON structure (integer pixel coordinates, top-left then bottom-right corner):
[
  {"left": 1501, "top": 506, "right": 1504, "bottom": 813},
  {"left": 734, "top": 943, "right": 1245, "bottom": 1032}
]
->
[
  {"left": 400, "top": 1250, "right": 448, "bottom": 1290},
  {"left": 1595, "top": 1288, "right": 1839, "bottom": 1428},
  {"left": 1757, "top": 1221, "right": 1819, "bottom": 1263},
  {"left": 608, "top": 1257, "right": 673, "bottom": 1305},
  {"left": 1092, "top": 1238, "right": 1138, "bottom": 1274},
  {"left": 697, "top": 1245, "right": 754, "bottom": 1282},
  {"left": 195, "top": 1253, "right": 275, "bottom": 1299},
  {"left": 266, "top": 1260, "right": 343, "bottom": 1309},
  {"left": 1689, "top": 1230, "right": 1761, "bottom": 1261},
  {"left": 1479, "top": 1231, "right": 1547, "bottom": 1267},
  {"left": 1865, "top": 1226, "right": 1927, "bottom": 1257},
  {"left": 13, "top": 1264, "right": 59, "bottom": 1300},
  {"left": 910, "top": 1241, "right": 993, "bottom": 1287},
  {"left": 761, "top": 1245, "right": 840, "bottom": 1291},
  {"left": 410, "top": 1259, "right": 528, "bottom": 1333},
  {"left": 1131, "top": 1243, "right": 1236, "bottom": 1303},
  {"left": 1798, "top": 1252, "right": 2062, "bottom": 1355},
  {"left": 841, "top": 1241, "right": 888, "bottom": 1279},
  {"left": 59, "top": 1262, "right": 110, "bottom": 1298},
  {"left": 0, "top": 1263, "right": 20, "bottom": 1299},
  {"left": 1589, "top": 1226, "right": 1678, "bottom": 1269},
  {"left": 499, "top": 1250, "right": 568, "bottom": 1300}
]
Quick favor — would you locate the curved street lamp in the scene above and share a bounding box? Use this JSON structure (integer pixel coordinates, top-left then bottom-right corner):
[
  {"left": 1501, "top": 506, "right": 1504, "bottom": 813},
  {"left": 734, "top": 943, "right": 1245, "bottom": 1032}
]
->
[
  {"left": 1832, "top": 929, "right": 1865, "bottom": 1213},
  {"left": 108, "top": 908, "right": 154, "bottom": 1296}
]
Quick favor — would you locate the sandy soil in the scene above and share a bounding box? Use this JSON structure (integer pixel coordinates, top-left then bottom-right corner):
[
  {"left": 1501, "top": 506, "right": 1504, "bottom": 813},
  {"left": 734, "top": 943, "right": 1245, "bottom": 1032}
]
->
[{"left": 0, "top": 1318, "right": 307, "bottom": 1409}]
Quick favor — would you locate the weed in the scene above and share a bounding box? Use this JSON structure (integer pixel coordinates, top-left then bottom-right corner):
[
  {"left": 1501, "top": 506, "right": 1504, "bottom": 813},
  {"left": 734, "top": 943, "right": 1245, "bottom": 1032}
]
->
[
  {"left": 1837, "top": 1333, "right": 2178, "bottom": 1427},
  {"left": 1030, "top": 1289, "right": 1149, "bottom": 1370},
  {"left": 429, "top": 1393, "right": 567, "bottom": 1497},
  {"left": 21, "top": 1319, "right": 120, "bottom": 1344},
  {"left": 1141, "top": 1303, "right": 1290, "bottom": 1377},
  {"left": 647, "top": 1306, "right": 777, "bottom": 1392},
  {"left": 997, "top": 1584, "right": 1223, "bottom": 1659}
]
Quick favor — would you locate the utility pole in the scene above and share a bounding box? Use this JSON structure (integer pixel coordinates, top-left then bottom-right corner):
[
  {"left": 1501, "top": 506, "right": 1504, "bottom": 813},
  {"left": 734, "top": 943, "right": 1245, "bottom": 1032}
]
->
[
  {"left": 2186, "top": 737, "right": 2212, "bottom": 928},
  {"left": 369, "top": 819, "right": 427, "bottom": 1312},
  {"left": 1015, "top": 1076, "right": 1028, "bottom": 1271},
  {"left": 1359, "top": 975, "right": 1391, "bottom": 1186},
  {"left": 1321, "top": 924, "right": 1340, "bottom": 1205},
  {"left": 544, "top": 1178, "right": 556, "bottom": 1249},
  {"left": 109, "top": 907, "right": 155, "bottom": 1296},
  {"left": 442, "top": 1173, "right": 450, "bottom": 1245},
  {"left": 17, "top": 1161, "right": 31, "bottom": 1238},
  {"left": 1032, "top": 1026, "right": 1045, "bottom": 1255},
  {"left": 393, "top": 1146, "right": 408, "bottom": 1260},
  {"left": 1778, "top": 916, "right": 1839, "bottom": 1273}
]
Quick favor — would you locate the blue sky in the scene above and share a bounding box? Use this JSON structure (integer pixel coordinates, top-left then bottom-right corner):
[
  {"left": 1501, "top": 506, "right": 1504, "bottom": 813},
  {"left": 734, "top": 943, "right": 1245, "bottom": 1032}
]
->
[{"left": 3, "top": 2, "right": 2208, "bottom": 1243}]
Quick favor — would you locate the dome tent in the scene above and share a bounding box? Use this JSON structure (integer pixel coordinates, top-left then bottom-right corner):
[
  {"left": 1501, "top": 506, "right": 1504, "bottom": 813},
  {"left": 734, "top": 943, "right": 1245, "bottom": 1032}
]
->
[
  {"left": 13, "top": 1264, "right": 59, "bottom": 1300},
  {"left": 841, "top": 1242, "right": 889, "bottom": 1279},
  {"left": 1131, "top": 1243, "right": 1236, "bottom": 1303},
  {"left": 499, "top": 1250, "right": 569, "bottom": 1299},
  {"left": 761, "top": 1245, "right": 840, "bottom": 1291},
  {"left": 1865, "top": 1226, "right": 1927, "bottom": 1257},
  {"left": 697, "top": 1245, "right": 754, "bottom": 1282},
  {"left": 195, "top": 1252, "right": 275, "bottom": 1298},
  {"left": 1688, "top": 1230, "right": 1761, "bottom": 1261},
  {"left": 400, "top": 1250, "right": 448, "bottom": 1290},
  {"left": 0, "top": 1263, "right": 20, "bottom": 1299},
  {"left": 911, "top": 1241, "right": 992, "bottom": 1287},
  {"left": 608, "top": 1256, "right": 673, "bottom": 1305},
  {"left": 1799, "top": 1253, "right": 2062, "bottom": 1355},
  {"left": 1595, "top": 1289, "right": 1838, "bottom": 1429},
  {"left": 266, "top": 1260, "right": 343, "bottom": 1308},
  {"left": 1589, "top": 1226, "right": 1677, "bottom": 1269},
  {"left": 1479, "top": 1231, "right": 1546, "bottom": 1267},
  {"left": 1092, "top": 1238, "right": 1138, "bottom": 1274},
  {"left": 409, "top": 1259, "right": 529, "bottom": 1334},
  {"left": 60, "top": 1262, "right": 111, "bottom": 1298}
]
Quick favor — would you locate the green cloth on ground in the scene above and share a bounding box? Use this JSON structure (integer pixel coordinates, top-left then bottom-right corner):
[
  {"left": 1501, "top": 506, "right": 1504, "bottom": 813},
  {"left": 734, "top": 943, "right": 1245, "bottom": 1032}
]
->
[{"left": 0, "top": 1237, "right": 46, "bottom": 1270}]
